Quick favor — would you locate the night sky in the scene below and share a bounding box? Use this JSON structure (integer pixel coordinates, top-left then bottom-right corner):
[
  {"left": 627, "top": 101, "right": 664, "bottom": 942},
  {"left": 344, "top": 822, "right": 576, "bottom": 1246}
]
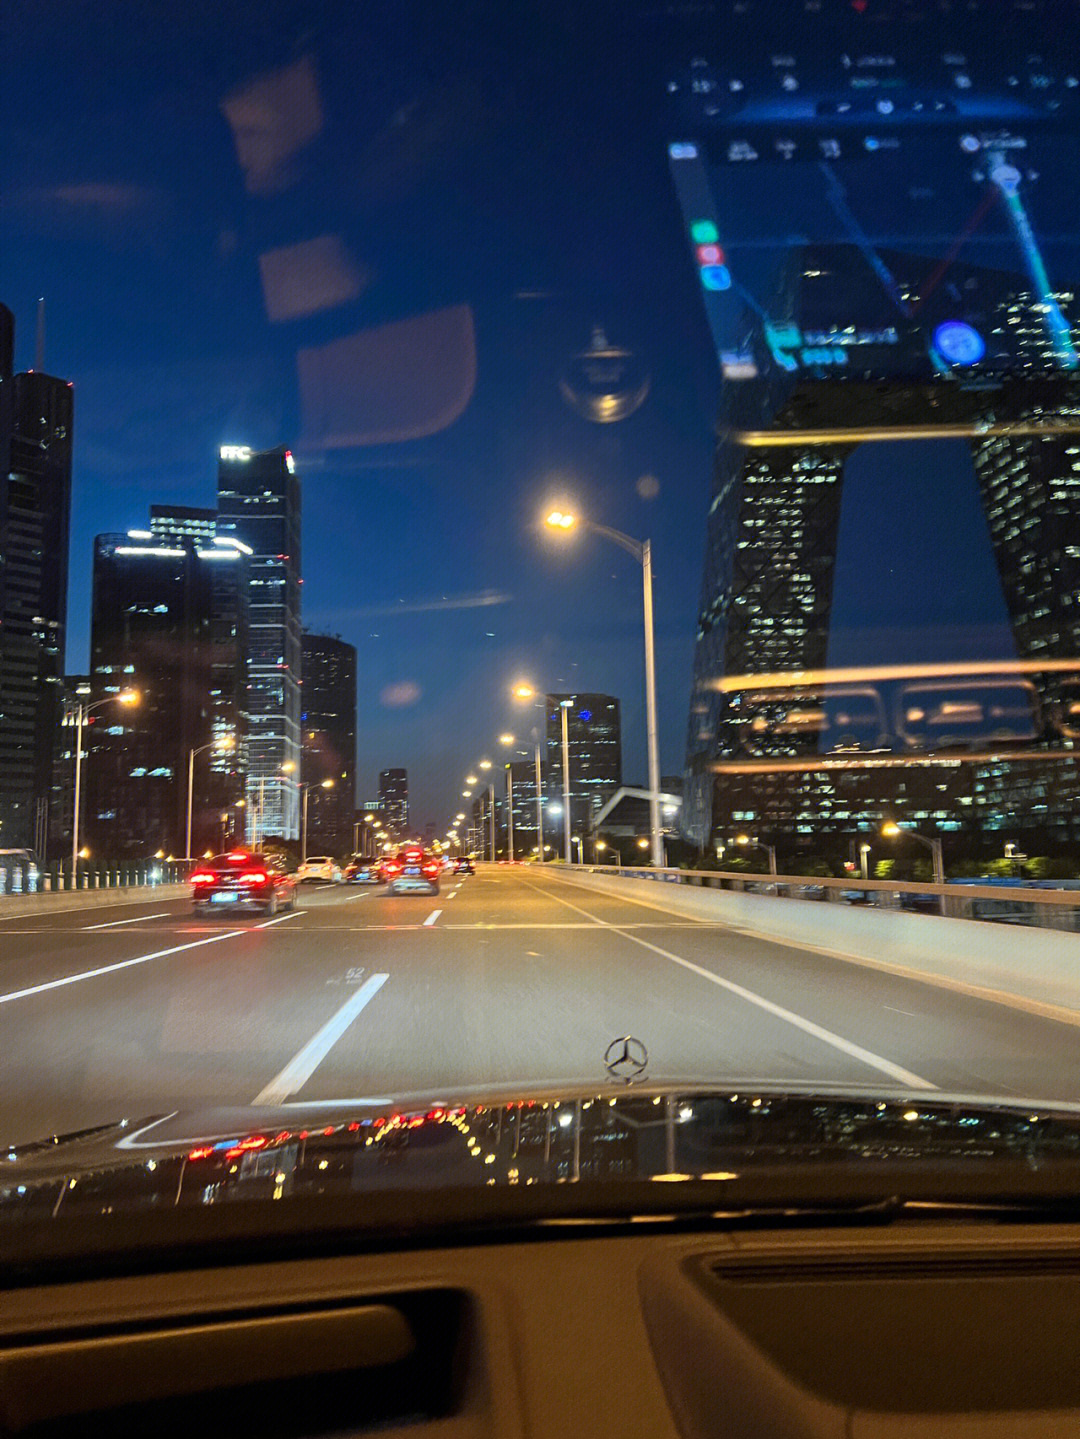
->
[{"left": 6, "top": 1, "right": 1016, "bottom": 830}]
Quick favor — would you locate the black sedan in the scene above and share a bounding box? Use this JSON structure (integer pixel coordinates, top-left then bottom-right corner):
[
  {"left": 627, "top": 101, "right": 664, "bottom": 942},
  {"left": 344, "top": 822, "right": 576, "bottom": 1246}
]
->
[
  {"left": 344, "top": 857, "right": 380, "bottom": 884},
  {"left": 190, "top": 851, "right": 297, "bottom": 916}
]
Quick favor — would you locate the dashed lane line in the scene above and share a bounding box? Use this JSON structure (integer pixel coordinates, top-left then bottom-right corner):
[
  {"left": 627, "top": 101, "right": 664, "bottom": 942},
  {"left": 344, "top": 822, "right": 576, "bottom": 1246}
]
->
[{"left": 252, "top": 973, "right": 390, "bottom": 1105}]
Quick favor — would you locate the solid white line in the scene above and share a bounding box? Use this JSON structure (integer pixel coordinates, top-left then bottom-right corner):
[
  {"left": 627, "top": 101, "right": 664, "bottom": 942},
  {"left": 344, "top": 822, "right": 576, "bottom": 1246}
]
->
[
  {"left": 254, "top": 910, "right": 305, "bottom": 929},
  {"left": 0, "top": 930, "right": 247, "bottom": 1007},
  {"left": 423, "top": 909, "right": 442, "bottom": 926},
  {"left": 524, "top": 880, "right": 936, "bottom": 1091},
  {"left": 252, "top": 972, "right": 389, "bottom": 1105},
  {"left": 81, "top": 912, "right": 170, "bottom": 930}
]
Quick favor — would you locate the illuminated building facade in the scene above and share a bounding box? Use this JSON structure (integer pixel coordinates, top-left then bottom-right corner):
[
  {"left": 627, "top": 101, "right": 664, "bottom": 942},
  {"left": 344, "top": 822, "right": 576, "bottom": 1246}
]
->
[
  {"left": 217, "top": 446, "right": 301, "bottom": 842},
  {"left": 378, "top": 768, "right": 408, "bottom": 839},
  {"left": 545, "top": 694, "right": 622, "bottom": 836},
  {"left": 301, "top": 632, "right": 357, "bottom": 853},
  {"left": 670, "top": 5, "right": 1080, "bottom": 853},
  {"left": 0, "top": 305, "right": 73, "bottom": 854}
]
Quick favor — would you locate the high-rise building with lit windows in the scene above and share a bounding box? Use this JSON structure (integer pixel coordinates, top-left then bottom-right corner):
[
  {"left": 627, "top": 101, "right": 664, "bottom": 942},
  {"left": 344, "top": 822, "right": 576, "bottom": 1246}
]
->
[
  {"left": 378, "top": 768, "right": 408, "bottom": 838},
  {"left": 301, "top": 633, "right": 356, "bottom": 853},
  {"left": 545, "top": 694, "right": 621, "bottom": 836},
  {"left": 217, "top": 446, "right": 301, "bottom": 842},
  {"left": 0, "top": 305, "right": 73, "bottom": 854}
]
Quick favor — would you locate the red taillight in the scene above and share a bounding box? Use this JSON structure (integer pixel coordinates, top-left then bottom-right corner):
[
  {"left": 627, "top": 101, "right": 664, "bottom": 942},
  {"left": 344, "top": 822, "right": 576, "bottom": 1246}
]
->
[
  {"left": 384, "top": 862, "right": 401, "bottom": 875},
  {"left": 240, "top": 871, "right": 269, "bottom": 884},
  {"left": 187, "top": 1145, "right": 215, "bottom": 1161},
  {"left": 190, "top": 871, "right": 215, "bottom": 884},
  {"left": 423, "top": 863, "right": 438, "bottom": 876}
]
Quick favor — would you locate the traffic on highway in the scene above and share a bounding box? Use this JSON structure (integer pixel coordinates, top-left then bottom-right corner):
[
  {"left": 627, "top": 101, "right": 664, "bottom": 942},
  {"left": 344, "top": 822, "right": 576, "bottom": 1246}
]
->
[{"left": 8, "top": 3, "right": 1080, "bottom": 1425}]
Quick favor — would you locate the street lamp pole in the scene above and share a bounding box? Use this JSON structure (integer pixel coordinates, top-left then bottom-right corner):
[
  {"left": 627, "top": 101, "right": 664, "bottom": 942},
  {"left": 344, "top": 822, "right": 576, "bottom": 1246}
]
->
[
  {"left": 70, "top": 691, "right": 138, "bottom": 875},
  {"left": 560, "top": 700, "right": 572, "bottom": 863},
  {"left": 533, "top": 736, "right": 544, "bottom": 863},
  {"left": 506, "top": 768, "right": 514, "bottom": 863},
  {"left": 488, "top": 783, "right": 496, "bottom": 861},
  {"left": 187, "top": 736, "right": 235, "bottom": 860},
  {"left": 544, "top": 513, "right": 662, "bottom": 866},
  {"left": 881, "top": 822, "right": 946, "bottom": 913},
  {"left": 640, "top": 537, "right": 662, "bottom": 870},
  {"left": 301, "top": 778, "right": 334, "bottom": 863}
]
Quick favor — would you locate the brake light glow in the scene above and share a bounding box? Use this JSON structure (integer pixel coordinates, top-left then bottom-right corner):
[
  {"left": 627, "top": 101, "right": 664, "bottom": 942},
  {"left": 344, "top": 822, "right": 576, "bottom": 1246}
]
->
[
  {"left": 240, "top": 871, "right": 270, "bottom": 884},
  {"left": 187, "top": 1145, "right": 215, "bottom": 1161},
  {"left": 190, "top": 871, "right": 215, "bottom": 884},
  {"left": 224, "top": 1134, "right": 269, "bottom": 1160}
]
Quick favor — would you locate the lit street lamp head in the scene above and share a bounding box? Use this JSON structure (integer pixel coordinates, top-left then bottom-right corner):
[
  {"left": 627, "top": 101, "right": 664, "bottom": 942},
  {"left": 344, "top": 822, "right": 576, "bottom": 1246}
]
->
[
  {"left": 479, "top": 759, "right": 492, "bottom": 770},
  {"left": 280, "top": 761, "right": 297, "bottom": 774},
  {"left": 320, "top": 778, "right": 334, "bottom": 790},
  {"left": 544, "top": 509, "right": 577, "bottom": 532},
  {"left": 117, "top": 689, "right": 139, "bottom": 705},
  {"left": 511, "top": 682, "right": 536, "bottom": 701},
  {"left": 881, "top": 821, "right": 902, "bottom": 838},
  {"left": 499, "top": 733, "right": 515, "bottom": 745},
  {"left": 735, "top": 833, "right": 751, "bottom": 846}
]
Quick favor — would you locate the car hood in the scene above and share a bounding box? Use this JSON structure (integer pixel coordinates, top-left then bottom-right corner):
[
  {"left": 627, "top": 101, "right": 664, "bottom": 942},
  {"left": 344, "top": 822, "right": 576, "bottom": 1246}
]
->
[{"left": 6, "top": 1078, "right": 1080, "bottom": 1251}]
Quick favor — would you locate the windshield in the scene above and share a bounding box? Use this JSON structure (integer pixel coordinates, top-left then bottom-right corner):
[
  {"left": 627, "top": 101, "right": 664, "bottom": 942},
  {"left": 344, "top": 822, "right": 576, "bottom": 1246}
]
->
[{"left": 6, "top": 0, "right": 1080, "bottom": 1226}]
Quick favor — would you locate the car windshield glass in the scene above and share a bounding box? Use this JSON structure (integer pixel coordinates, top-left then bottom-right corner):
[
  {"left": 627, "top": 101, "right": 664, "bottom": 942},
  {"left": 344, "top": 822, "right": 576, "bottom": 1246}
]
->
[{"left": 7, "top": 0, "right": 1080, "bottom": 1234}]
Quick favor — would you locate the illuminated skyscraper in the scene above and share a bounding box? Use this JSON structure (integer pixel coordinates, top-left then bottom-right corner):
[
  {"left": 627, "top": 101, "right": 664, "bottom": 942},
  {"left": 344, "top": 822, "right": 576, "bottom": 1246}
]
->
[
  {"left": 545, "top": 694, "right": 621, "bottom": 836},
  {"left": 378, "top": 768, "right": 408, "bottom": 838},
  {"left": 667, "top": 5, "right": 1080, "bottom": 853},
  {"left": 0, "top": 305, "right": 73, "bottom": 854},
  {"left": 217, "top": 446, "right": 301, "bottom": 842},
  {"left": 301, "top": 632, "right": 357, "bottom": 853}
]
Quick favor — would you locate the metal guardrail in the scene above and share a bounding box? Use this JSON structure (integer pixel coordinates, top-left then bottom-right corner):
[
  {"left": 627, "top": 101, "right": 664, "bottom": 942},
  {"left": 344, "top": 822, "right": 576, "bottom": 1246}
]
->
[
  {"left": 563, "top": 863, "right": 1080, "bottom": 932},
  {"left": 0, "top": 859, "right": 197, "bottom": 897}
]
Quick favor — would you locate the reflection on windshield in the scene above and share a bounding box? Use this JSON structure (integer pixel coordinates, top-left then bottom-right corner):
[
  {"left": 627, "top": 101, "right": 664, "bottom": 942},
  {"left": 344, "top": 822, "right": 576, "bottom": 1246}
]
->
[{"left": 5, "top": 1, "right": 1080, "bottom": 1177}]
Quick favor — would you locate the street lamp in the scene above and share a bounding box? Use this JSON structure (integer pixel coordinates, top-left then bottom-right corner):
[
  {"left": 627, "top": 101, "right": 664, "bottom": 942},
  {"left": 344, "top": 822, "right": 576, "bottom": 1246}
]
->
[
  {"left": 734, "top": 833, "right": 777, "bottom": 876},
  {"left": 544, "top": 507, "right": 662, "bottom": 867},
  {"left": 186, "top": 733, "right": 236, "bottom": 859},
  {"left": 859, "top": 841, "right": 872, "bottom": 881},
  {"left": 881, "top": 821, "right": 945, "bottom": 909},
  {"left": 301, "top": 779, "right": 335, "bottom": 863},
  {"left": 70, "top": 689, "right": 139, "bottom": 874}
]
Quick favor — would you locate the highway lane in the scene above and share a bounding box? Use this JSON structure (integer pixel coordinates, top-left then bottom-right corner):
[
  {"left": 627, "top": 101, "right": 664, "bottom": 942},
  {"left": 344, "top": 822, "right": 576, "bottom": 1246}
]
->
[{"left": 4, "top": 867, "right": 1080, "bottom": 1146}]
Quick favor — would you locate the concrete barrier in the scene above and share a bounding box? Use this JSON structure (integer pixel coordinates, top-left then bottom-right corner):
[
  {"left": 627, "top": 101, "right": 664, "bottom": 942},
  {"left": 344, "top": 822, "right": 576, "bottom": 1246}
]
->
[
  {"left": 0, "top": 884, "right": 189, "bottom": 919},
  {"left": 542, "top": 867, "right": 1080, "bottom": 1024}
]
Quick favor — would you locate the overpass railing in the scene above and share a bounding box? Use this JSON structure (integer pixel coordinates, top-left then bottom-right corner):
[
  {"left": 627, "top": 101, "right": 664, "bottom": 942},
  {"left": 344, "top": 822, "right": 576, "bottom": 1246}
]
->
[
  {"left": 0, "top": 858, "right": 198, "bottom": 897},
  {"left": 557, "top": 863, "right": 1080, "bottom": 933}
]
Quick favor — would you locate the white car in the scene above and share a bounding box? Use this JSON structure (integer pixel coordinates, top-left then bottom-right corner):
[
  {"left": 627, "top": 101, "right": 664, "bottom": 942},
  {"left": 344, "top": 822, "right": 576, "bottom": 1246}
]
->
[{"left": 296, "top": 856, "right": 343, "bottom": 883}]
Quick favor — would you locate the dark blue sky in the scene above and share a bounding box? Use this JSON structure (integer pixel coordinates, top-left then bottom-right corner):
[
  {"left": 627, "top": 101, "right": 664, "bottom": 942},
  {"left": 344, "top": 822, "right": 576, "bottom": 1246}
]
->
[{"left": 6, "top": 0, "right": 1015, "bottom": 828}]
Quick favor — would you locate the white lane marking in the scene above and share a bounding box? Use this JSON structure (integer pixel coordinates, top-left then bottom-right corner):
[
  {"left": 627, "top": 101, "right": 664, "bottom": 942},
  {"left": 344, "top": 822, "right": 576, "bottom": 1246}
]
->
[
  {"left": 0, "top": 930, "right": 247, "bottom": 1007},
  {"left": 445, "top": 892, "right": 457, "bottom": 900},
  {"left": 423, "top": 909, "right": 442, "bottom": 926},
  {"left": 883, "top": 1005, "right": 917, "bottom": 1017},
  {"left": 80, "top": 912, "right": 171, "bottom": 930},
  {"left": 524, "top": 880, "right": 936, "bottom": 1092},
  {"left": 254, "top": 910, "right": 305, "bottom": 928},
  {"left": 252, "top": 973, "right": 389, "bottom": 1105}
]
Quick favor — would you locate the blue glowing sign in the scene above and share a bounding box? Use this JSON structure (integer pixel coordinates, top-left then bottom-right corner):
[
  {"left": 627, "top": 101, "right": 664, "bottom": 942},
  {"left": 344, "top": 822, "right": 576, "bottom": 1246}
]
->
[
  {"left": 933, "top": 321, "right": 986, "bottom": 366},
  {"left": 579, "top": 709, "right": 593, "bottom": 722}
]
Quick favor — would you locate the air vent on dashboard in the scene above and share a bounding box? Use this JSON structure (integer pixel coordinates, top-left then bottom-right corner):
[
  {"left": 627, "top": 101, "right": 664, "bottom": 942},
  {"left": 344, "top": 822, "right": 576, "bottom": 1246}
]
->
[
  {"left": 711, "top": 1249, "right": 1080, "bottom": 1283},
  {"left": 0, "top": 1289, "right": 467, "bottom": 1438}
]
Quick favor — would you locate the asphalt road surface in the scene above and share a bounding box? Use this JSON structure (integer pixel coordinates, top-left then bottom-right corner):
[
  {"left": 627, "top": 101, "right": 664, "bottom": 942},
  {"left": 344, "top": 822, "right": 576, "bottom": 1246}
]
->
[{"left": 3, "top": 866, "right": 1080, "bottom": 1145}]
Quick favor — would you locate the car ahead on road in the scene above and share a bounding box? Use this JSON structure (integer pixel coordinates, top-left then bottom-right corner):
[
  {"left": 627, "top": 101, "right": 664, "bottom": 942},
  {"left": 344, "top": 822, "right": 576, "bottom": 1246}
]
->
[
  {"left": 295, "top": 856, "right": 343, "bottom": 884},
  {"left": 381, "top": 845, "right": 441, "bottom": 895},
  {"left": 454, "top": 857, "right": 475, "bottom": 875},
  {"left": 343, "top": 857, "right": 379, "bottom": 884},
  {"left": 190, "top": 851, "right": 297, "bottom": 916}
]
